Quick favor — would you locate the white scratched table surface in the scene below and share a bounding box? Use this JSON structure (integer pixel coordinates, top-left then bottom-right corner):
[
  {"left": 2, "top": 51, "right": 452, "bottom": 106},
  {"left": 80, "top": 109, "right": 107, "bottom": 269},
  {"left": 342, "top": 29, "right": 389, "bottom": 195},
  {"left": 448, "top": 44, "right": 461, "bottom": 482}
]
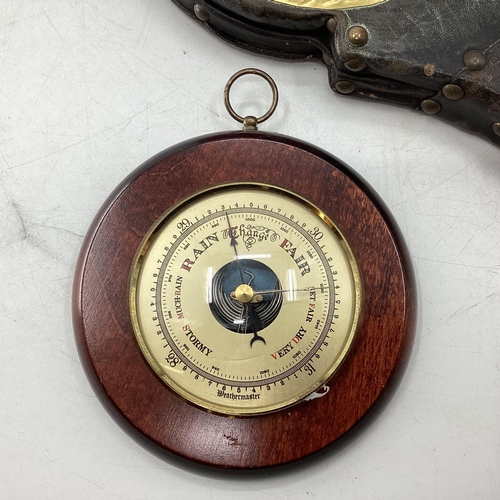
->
[{"left": 1, "top": 1, "right": 499, "bottom": 498}]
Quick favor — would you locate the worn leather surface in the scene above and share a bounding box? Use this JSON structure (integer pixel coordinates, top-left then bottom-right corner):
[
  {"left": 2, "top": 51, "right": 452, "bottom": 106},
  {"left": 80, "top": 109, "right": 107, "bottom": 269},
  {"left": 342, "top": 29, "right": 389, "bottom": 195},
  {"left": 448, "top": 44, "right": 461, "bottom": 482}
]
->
[{"left": 172, "top": 0, "right": 500, "bottom": 145}]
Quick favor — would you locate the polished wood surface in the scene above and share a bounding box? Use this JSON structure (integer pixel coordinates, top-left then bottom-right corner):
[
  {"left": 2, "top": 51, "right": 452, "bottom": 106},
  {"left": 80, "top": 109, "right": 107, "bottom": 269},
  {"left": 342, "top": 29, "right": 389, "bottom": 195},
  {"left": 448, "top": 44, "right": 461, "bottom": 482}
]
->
[{"left": 73, "top": 131, "right": 416, "bottom": 469}]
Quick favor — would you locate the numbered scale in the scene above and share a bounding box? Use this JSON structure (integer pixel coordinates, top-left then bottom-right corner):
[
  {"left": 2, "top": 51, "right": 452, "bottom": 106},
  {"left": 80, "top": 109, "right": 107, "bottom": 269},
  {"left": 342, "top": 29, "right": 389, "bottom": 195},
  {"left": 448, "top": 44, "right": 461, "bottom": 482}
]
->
[
  {"left": 131, "top": 183, "right": 361, "bottom": 416},
  {"left": 73, "top": 69, "right": 415, "bottom": 469}
]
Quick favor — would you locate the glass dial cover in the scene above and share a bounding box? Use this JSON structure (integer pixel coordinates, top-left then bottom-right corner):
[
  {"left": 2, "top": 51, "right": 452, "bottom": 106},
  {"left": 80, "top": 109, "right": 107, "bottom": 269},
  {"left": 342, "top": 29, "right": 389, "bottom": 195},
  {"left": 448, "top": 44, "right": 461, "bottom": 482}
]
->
[{"left": 130, "top": 184, "right": 362, "bottom": 415}]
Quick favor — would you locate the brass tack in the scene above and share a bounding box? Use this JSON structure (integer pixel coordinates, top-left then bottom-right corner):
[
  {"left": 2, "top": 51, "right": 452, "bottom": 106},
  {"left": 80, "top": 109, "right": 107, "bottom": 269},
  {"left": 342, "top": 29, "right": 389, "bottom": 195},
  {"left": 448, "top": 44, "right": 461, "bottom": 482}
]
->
[
  {"left": 344, "top": 58, "right": 367, "bottom": 72},
  {"left": 464, "top": 50, "right": 486, "bottom": 71},
  {"left": 347, "top": 26, "right": 368, "bottom": 47},
  {"left": 323, "top": 52, "right": 334, "bottom": 66},
  {"left": 493, "top": 123, "right": 500, "bottom": 137},
  {"left": 326, "top": 18, "right": 337, "bottom": 34},
  {"left": 424, "top": 64, "right": 435, "bottom": 77},
  {"left": 421, "top": 99, "right": 442, "bottom": 115},
  {"left": 335, "top": 81, "right": 357, "bottom": 94},
  {"left": 194, "top": 4, "right": 210, "bottom": 22},
  {"left": 442, "top": 84, "right": 464, "bottom": 100}
]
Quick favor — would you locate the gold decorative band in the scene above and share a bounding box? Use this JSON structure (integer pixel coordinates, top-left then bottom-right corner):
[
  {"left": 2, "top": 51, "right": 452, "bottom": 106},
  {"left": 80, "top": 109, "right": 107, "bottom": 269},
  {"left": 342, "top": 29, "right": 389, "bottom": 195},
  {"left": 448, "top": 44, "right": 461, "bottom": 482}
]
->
[{"left": 270, "top": 0, "right": 384, "bottom": 10}]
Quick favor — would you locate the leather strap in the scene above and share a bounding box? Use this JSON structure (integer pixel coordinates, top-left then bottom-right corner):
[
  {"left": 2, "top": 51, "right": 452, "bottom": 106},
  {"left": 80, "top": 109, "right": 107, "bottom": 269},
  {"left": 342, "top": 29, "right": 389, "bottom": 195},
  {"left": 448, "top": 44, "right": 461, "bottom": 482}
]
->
[{"left": 173, "top": 0, "right": 500, "bottom": 145}]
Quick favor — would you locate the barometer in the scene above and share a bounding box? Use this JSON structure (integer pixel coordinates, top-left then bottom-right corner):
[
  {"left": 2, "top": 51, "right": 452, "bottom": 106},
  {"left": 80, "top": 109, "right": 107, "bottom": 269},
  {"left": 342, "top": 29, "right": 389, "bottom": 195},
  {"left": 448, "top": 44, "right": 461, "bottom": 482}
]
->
[{"left": 73, "top": 69, "right": 415, "bottom": 469}]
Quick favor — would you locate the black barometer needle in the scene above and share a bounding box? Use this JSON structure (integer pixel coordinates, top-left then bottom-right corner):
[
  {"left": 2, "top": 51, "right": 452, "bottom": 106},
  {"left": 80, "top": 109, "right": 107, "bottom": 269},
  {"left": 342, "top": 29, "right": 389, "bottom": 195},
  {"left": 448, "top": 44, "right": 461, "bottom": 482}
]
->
[{"left": 225, "top": 212, "right": 265, "bottom": 347}]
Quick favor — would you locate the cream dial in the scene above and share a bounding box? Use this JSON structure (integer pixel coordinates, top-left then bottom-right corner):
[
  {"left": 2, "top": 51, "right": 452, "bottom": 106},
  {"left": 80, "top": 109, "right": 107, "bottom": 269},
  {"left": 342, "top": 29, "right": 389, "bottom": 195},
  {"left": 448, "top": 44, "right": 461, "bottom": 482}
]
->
[{"left": 130, "top": 184, "right": 362, "bottom": 415}]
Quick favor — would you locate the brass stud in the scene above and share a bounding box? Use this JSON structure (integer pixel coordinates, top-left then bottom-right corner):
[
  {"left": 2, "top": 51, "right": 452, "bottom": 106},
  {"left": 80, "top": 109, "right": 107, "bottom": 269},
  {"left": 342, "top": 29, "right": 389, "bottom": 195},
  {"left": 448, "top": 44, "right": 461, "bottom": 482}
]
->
[
  {"left": 326, "top": 18, "right": 337, "bottom": 34},
  {"left": 322, "top": 52, "right": 334, "bottom": 66},
  {"left": 493, "top": 123, "right": 500, "bottom": 137},
  {"left": 194, "top": 4, "right": 210, "bottom": 22},
  {"left": 347, "top": 26, "right": 368, "bottom": 47},
  {"left": 344, "top": 58, "right": 367, "bottom": 72},
  {"left": 442, "top": 84, "right": 464, "bottom": 100},
  {"left": 335, "top": 81, "right": 357, "bottom": 94},
  {"left": 424, "top": 64, "right": 435, "bottom": 77},
  {"left": 421, "top": 99, "right": 442, "bottom": 115},
  {"left": 464, "top": 50, "right": 486, "bottom": 71}
]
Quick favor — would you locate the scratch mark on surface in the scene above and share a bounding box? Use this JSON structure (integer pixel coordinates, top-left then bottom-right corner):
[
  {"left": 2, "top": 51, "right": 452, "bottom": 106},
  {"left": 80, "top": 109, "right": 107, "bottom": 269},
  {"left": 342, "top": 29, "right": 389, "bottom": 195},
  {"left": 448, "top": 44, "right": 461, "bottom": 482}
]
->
[
  {"left": 448, "top": 292, "right": 497, "bottom": 320},
  {"left": 223, "top": 434, "right": 241, "bottom": 446},
  {"left": 68, "top": 471, "right": 123, "bottom": 497},
  {"left": 39, "top": 222, "right": 84, "bottom": 239},
  {"left": 7, "top": 199, "right": 61, "bottom": 260},
  {"left": 414, "top": 255, "right": 500, "bottom": 271},
  {"left": 41, "top": 7, "right": 63, "bottom": 41},
  {"left": 59, "top": 349, "right": 78, "bottom": 362},
  {"left": 10, "top": 92, "right": 172, "bottom": 169},
  {"left": 1, "top": 151, "right": 11, "bottom": 169},
  {"left": 11, "top": 200, "right": 29, "bottom": 240}
]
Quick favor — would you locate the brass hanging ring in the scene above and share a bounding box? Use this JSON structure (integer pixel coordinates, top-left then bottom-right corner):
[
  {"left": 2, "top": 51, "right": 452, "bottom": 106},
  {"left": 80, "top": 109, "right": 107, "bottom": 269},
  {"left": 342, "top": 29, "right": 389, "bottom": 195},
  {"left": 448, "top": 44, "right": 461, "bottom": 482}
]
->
[{"left": 224, "top": 68, "right": 279, "bottom": 128}]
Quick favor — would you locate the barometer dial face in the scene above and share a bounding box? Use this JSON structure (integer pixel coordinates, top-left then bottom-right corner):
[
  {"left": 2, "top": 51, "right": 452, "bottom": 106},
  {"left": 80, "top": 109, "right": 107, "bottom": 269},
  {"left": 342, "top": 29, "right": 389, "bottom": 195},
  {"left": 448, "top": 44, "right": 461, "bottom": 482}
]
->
[
  {"left": 130, "top": 184, "right": 361, "bottom": 415},
  {"left": 74, "top": 132, "right": 415, "bottom": 469}
]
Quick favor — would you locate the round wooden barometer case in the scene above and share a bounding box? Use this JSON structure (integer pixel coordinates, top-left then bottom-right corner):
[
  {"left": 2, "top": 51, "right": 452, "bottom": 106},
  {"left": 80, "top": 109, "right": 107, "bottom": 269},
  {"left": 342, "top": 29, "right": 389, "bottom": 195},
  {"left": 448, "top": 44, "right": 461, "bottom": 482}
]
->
[{"left": 73, "top": 69, "right": 415, "bottom": 470}]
